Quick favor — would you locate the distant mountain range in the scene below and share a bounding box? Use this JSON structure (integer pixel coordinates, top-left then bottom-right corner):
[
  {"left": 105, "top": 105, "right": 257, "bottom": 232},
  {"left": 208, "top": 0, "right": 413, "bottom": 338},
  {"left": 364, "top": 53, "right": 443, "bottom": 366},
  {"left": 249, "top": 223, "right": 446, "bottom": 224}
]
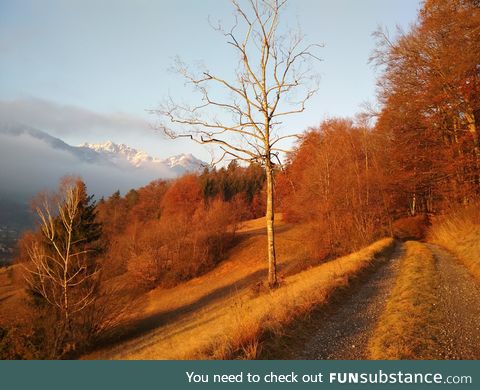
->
[
  {"left": 1, "top": 123, "right": 205, "bottom": 175},
  {"left": 0, "top": 123, "right": 206, "bottom": 198},
  {"left": 80, "top": 140, "right": 204, "bottom": 174}
]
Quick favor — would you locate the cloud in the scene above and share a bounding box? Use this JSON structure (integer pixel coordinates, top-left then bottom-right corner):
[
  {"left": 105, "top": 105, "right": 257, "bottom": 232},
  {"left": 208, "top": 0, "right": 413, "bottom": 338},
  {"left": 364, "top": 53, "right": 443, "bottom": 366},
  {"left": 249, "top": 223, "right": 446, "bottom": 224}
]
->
[
  {"left": 0, "top": 97, "right": 152, "bottom": 138},
  {"left": 0, "top": 131, "right": 175, "bottom": 201}
]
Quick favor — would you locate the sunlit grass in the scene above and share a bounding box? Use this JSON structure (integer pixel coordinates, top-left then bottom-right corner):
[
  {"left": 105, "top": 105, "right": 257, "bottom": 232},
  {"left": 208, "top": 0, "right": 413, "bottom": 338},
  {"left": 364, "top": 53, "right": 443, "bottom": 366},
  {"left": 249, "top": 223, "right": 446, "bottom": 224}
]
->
[
  {"left": 429, "top": 204, "right": 480, "bottom": 280},
  {"left": 368, "top": 241, "right": 440, "bottom": 359},
  {"left": 194, "top": 237, "right": 395, "bottom": 360},
  {"left": 86, "top": 233, "right": 394, "bottom": 359}
]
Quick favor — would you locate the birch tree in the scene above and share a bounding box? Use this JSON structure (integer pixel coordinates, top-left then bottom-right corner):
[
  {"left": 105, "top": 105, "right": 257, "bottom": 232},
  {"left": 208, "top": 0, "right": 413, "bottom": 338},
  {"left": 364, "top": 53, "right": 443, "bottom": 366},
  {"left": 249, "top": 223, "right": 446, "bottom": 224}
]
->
[
  {"left": 157, "top": 0, "right": 321, "bottom": 287},
  {"left": 24, "top": 180, "right": 98, "bottom": 347}
]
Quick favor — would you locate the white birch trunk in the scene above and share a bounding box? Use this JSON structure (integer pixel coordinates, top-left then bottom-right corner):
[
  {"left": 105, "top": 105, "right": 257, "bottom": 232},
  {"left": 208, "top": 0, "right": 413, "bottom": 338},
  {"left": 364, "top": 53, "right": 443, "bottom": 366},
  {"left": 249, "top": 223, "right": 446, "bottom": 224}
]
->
[{"left": 265, "top": 162, "right": 277, "bottom": 287}]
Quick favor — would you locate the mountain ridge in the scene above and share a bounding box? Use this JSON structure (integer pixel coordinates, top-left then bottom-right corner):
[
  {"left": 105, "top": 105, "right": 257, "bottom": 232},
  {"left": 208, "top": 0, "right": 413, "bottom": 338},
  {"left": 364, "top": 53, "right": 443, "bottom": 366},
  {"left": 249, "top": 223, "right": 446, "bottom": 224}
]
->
[
  {"left": 1, "top": 123, "right": 206, "bottom": 174},
  {"left": 80, "top": 140, "right": 205, "bottom": 172},
  {"left": 0, "top": 122, "right": 208, "bottom": 201}
]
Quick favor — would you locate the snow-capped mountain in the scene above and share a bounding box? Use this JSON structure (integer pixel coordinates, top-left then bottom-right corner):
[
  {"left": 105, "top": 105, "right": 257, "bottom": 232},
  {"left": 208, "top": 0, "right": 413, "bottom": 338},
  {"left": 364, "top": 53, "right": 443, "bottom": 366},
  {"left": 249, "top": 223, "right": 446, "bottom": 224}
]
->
[
  {"left": 0, "top": 124, "right": 208, "bottom": 264},
  {"left": 80, "top": 141, "right": 205, "bottom": 172},
  {"left": 80, "top": 141, "right": 151, "bottom": 167},
  {"left": 0, "top": 123, "right": 207, "bottom": 200},
  {"left": 164, "top": 153, "right": 206, "bottom": 172}
]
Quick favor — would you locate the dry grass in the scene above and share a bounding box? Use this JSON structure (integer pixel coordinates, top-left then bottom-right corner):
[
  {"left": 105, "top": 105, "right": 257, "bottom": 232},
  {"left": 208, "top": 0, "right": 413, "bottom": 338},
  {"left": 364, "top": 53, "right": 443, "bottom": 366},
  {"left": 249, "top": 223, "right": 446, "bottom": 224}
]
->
[
  {"left": 0, "top": 265, "right": 28, "bottom": 327},
  {"left": 237, "top": 214, "right": 285, "bottom": 232},
  {"left": 196, "top": 238, "right": 395, "bottom": 360},
  {"left": 0, "top": 265, "right": 36, "bottom": 359},
  {"left": 428, "top": 204, "right": 480, "bottom": 280},
  {"left": 368, "top": 241, "right": 440, "bottom": 359},
  {"left": 85, "top": 227, "right": 394, "bottom": 360}
]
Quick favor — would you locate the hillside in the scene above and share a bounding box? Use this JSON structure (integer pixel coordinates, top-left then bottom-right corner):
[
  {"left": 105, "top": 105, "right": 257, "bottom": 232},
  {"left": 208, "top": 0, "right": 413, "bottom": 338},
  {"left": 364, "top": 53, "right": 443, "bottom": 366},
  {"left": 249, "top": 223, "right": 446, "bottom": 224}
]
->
[
  {"left": 0, "top": 266, "right": 28, "bottom": 328},
  {"left": 4, "top": 212, "right": 480, "bottom": 360},
  {"left": 84, "top": 217, "right": 394, "bottom": 359},
  {"left": 84, "top": 215, "right": 304, "bottom": 359},
  {"left": 82, "top": 215, "right": 480, "bottom": 360}
]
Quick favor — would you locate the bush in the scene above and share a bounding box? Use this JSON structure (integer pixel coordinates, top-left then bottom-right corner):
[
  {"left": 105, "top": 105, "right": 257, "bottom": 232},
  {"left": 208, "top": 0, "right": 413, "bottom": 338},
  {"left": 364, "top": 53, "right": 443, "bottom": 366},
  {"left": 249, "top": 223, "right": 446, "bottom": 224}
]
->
[
  {"left": 392, "top": 215, "right": 430, "bottom": 240},
  {"left": 0, "top": 325, "right": 39, "bottom": 360},
  {"left": 126, "top": 198, "right": 238, "bottom": 290}
]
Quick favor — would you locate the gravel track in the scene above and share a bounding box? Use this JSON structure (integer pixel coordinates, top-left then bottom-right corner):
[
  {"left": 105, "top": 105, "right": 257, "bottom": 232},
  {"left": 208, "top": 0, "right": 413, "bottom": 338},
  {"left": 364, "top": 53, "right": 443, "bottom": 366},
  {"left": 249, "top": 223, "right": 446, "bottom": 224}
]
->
[
  {"left": 293, "top": 243, "right": 403, "bottom": 359},
  {"left": 294, "top": 242, "right": 480, "bottom": 360},
  {"left": 428, "top": 244, "right": 480, "bottom": 359}
]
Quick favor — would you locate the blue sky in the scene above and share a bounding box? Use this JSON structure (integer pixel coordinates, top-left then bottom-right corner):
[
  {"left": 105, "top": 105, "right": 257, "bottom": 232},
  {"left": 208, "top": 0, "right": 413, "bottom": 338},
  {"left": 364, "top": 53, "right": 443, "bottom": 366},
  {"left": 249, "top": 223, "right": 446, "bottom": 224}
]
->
[{"left": 0, "top": 0, "right": 421, "bottom": 161}]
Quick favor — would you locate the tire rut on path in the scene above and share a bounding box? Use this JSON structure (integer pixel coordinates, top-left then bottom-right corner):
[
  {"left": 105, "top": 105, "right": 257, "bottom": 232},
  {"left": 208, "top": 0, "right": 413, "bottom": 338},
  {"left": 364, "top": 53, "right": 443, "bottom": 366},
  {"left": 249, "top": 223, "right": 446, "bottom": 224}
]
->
[
  {"left": 428, "top": 244, "right": 480, "bottom": 359},
  {"left": 293, "top": 243, "right": 403, "bottom": 359}
]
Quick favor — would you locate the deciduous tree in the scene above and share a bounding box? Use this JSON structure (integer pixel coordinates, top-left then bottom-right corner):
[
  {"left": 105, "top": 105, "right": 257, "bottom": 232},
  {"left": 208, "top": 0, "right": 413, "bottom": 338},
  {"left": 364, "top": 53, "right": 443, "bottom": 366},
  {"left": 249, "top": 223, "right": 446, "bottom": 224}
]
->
[
  {"left": 23, "top": 178, "right": 100, "bottom": 355},
  {"left": 156, "top": 0, "right": 321, "bottom": 286}
]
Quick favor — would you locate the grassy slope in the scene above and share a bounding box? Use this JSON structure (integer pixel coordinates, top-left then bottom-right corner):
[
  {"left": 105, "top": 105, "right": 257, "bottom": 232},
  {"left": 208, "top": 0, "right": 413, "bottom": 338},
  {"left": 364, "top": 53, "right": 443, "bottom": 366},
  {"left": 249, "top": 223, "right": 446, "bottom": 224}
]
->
[
  {"left": 368, "top": 241, "right": 441, "bottom": 359},
  {"left": 429, "top": 206, "right": 480, "bottom": 280},
  {"left": 85, "top": 215, "right": 394, "bottom": 360},
  {"left": 0, "top": 266, "right": 28, "bottom": 328}
]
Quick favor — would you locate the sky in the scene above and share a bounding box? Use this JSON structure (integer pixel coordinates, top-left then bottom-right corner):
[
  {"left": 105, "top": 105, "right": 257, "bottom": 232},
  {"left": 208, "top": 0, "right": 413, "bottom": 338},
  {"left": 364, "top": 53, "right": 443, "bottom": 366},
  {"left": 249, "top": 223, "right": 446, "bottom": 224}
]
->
[{"left": 0, "top": 0, "right": 422, "bottom": 161}]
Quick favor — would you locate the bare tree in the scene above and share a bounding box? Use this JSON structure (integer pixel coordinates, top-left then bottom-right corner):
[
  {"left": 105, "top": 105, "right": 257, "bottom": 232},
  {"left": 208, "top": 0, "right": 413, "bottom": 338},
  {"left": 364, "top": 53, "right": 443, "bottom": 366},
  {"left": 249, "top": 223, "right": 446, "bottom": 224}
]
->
[
  {"left": 156, "top": 0, "right": 321, "bottom": 287},
  {"left": 24, "top": 181, "right": 98, "bottom": 337}
]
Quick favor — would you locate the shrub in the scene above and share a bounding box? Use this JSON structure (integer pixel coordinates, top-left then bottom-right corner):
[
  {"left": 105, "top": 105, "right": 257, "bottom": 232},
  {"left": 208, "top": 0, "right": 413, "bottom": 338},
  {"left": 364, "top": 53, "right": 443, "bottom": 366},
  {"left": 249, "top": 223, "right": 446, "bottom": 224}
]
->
[
  {"left": 127, "top": 198, "right": 238, "bottom": 290},
  {"left": 392, "top": 215, "right": 430, "bottom": 240},
  {"left": 0, "top": 325, "right": 39, "bottom": 360}
]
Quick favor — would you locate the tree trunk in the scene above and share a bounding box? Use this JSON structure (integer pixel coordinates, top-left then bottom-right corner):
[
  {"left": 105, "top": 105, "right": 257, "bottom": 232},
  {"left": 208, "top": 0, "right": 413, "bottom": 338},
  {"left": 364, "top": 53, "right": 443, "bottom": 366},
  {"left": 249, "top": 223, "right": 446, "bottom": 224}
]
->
[
  {"left": 465, "top": 111, "right": 480, "bottom": 188},
  {"left": 265, "top": 162, "right": 277, "bottom": 287},
  {"left": 410, "top": 192, "right": 416, "bottom": 216}
]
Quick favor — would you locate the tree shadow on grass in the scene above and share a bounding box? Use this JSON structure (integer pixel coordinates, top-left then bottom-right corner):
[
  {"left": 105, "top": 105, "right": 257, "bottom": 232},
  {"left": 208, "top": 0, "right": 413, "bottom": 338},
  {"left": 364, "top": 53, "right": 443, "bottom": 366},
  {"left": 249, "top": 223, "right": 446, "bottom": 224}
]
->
[{"left": 92, "top": 266, "right": 269, "bottom": 354}]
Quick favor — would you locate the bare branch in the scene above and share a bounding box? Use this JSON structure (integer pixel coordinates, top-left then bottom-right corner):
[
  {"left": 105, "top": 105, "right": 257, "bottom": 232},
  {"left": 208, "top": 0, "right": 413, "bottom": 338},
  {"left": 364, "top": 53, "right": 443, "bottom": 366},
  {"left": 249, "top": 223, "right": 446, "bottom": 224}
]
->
[
  {"left": 24, "top": 179, "right": 98, "bottom": 330},
  {"left": 157, "top": 0, "right": 320, "bottom": 169},
  {"left": 154, "top": 0, "right": 321, "bottom": 288}
]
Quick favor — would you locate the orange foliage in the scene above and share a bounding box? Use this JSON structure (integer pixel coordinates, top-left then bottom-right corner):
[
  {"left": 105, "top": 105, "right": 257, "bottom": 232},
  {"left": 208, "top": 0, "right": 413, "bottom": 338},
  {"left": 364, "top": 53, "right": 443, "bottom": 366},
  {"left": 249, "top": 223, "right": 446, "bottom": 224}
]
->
[
  {"left": 127, "top": 197, "right": 237, "bottom": 289},
  {"left": 278, "top": 119, "right": 392, "bottom": 257},
  {"left": 161, "top": 174, "right": 203, "bottom": 217}
]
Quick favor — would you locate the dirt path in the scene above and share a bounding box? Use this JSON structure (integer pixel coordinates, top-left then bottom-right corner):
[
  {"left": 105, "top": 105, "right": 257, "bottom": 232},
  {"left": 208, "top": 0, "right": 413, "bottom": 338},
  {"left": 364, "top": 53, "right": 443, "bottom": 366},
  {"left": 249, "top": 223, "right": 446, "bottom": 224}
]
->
[
  {"left": 290, "top": 242, "right": 480, "bottom": 360},
  {"left": 428, "top": 244, "right": 480, "bottom": 359},
  {"left": 292, "top": 243, "right": 403, "bottom": 359}
]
